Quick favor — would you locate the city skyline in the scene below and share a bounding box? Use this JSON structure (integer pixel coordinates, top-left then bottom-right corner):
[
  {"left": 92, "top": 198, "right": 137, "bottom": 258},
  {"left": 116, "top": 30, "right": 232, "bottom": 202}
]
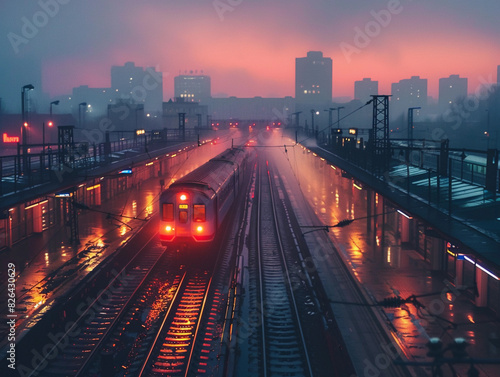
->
[{"left": 1, "top": 0, "right": 499, "bottom": 110}]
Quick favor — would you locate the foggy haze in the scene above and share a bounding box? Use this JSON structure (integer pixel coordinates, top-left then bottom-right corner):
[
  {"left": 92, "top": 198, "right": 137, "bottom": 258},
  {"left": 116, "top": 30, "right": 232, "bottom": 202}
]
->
[{"left": 1, "top": 0, "right": 500, "bottom": 113}]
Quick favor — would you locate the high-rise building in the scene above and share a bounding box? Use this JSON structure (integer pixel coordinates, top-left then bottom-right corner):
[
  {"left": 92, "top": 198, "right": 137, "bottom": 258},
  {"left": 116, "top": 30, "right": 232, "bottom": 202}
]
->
[
  {"left": 295, "top": 51, "right": 332, "bottom": 106},
  {"left": 438, "top": 75, "right": 467, "bottom": 110},
  {"left": 163, "top": 97, "right": 208, "bottom": 129},
  {"left": 391, "top": 76, "right": 427, "bottom": 118},
  {"left": 71, "top": 85, "right": 115, "bottom": 116},
  {"left": 111, "top": 62, "right": 163, "bottom": 112},
  {"left": 174, "top": 74, "right": 211, "bottom": 103},
  {"left": 354, "top": 78, "right": 378, "bottom": 103}
]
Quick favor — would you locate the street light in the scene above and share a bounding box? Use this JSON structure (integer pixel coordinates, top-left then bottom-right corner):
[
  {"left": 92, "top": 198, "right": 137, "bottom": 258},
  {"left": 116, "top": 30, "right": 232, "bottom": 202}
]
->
[
  {"left": 336, "top": 106, "right": 345, "bottom": 129},
  {"left": 79, "top": 102, "right": 87, "bottom": 128},
  {"left": 408, "top": 107, "right": 421, "bottom": 148},
  {"left": 21, "top": 84, "right": 34, "bottom": 147},
  {"left": 292, "top": 111, "right": 302, "bottom": 129},
  {"left": 324, "top": 108, "right": 336, "bottom": 143},
  {"left": 310, "top": 109, "right": 320, "bottom": 136},
  {"left": 135, "top": 104, "right": 144, "bottom": 130},
  {"left": 324, "top": 108, "right": 335, "bottom": 128},
  {"left": 50, "top": 100, "right": 60, "bottom": 117},
  {"left": 21, "top": 84, "right": 34, "bottom": 174},
  {"left": 45, "top": 100, "right": 60, "bottom": 150},
  {"left": 485, "top": 109, "right": 491, "bottom": 149}
]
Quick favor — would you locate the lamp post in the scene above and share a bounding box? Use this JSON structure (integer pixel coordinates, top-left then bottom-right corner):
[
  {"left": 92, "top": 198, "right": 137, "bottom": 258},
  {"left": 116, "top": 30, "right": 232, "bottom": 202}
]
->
[
  {"left": 337, "top": 106, "right": 345, "bottom": 129},
  {"left": 50, "top": 100, "right": 59, "bottom": 117},
  {"left": 324, "top": 108, "right": 336, "bottom": 144},
  {"left": 292, "top": 111, "right": 302, "bottom": 129},
  {"left": 135, "top": 104, "right": 144, "bottom": 130},
  {"left": 310, "top": 109, "right": 320, "bottom": 137},
  {"left": 21, "top": 84, "right": 34, "bottom": 146},
  {"left": 485, "top": 109, "right": 490, "bottom": 149},
  {"left": 45, "top": 100, "right": 60, "bottom": 150},
  {"left": 408, "top": 107, "right": 421, "bottom": 148},
  {"left": 21, "top": 84, "right": 34, "bottom": 174},
  {"left": 79, "top": 102, "right": 87, "bottom": 128}
]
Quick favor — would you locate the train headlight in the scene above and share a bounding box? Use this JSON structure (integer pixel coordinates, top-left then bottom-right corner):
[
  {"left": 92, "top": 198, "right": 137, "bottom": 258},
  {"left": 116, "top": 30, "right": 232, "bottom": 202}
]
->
[
  {"left": 196, "top": 226, "right": 203, "bottom": 232},
  {"left": 166, "top": 226, "right": 172, "bottom": 232},
  {"left": 180, "top": 194, "right": 187, "bottom": 201}
]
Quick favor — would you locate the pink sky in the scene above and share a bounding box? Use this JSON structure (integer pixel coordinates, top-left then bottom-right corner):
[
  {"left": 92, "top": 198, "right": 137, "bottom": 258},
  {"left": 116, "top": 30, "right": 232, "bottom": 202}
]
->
[{"left": 40, "top": 1, "right": 500, "bottom": 101}]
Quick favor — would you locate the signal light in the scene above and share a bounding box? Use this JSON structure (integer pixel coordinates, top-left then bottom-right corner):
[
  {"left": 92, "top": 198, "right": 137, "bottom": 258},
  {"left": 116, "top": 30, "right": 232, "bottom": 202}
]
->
[
  {"left": 48, "top": 121, "right": 53, "bottom": 127},
  {"left": 180, "top": 194, "right": 187, "bottom": 201},
  {"left": 24, "top": 122, "right": 28, "bottom": 127}
]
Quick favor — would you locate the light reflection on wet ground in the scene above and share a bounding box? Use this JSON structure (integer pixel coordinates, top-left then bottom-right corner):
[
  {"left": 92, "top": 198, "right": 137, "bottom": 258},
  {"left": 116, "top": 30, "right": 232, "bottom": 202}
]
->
[
  {"left": 0, "top": 132, "right": 239, "bottom": 346},
  {"left": 264, "top": 131, "right": 500, "bottom": 376}
]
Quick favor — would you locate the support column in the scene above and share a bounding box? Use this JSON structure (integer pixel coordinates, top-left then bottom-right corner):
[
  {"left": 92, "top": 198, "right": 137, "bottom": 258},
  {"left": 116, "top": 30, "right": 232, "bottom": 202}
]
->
[
  {"left": 429, "top": 236, "right": 444, "bottom": 271},
  {"left": 33, "top": 203, "right": 43, "bottom": 233},
  {"left": 475, "top": 267, "right": 488, "bottom": 307},
  {"left": 95, "top": 185, "right": 102, "bottom": 206},
  {"left": 400, "top": 216, "right": 411, "bottom": 243},
  {"left": 455, "top": 258, "right": 464, "bottom": 287}
]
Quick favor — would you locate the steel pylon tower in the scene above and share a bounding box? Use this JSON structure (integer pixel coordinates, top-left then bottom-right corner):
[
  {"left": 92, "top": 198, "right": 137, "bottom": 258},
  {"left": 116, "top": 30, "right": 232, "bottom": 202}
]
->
[
  {"left": 58, "top": 125, "right": 75, "bottom": 169},
  {"left": 371, "top": 95, "right": 391, "bottom": 175}
]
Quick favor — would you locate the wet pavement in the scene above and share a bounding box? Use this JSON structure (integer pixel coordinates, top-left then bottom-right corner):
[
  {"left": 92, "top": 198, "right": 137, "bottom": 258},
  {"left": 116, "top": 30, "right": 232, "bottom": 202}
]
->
[
  {"left": 0, "top": 132, "right": 238, "bottom": 354},
  {"left": 266, "top": 131, "right": 500, "bottom": 376}
]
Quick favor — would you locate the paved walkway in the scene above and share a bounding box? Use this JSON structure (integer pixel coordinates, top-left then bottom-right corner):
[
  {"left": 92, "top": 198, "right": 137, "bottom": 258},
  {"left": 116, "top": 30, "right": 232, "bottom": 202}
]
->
[
  {"left": 0, "top": 167, "right": 160, "bottom": 350},
  {"left": 0, "top": 133, "right": 236, "bottom": 354},
  {"left": 272, "top": 137, "right": 500, "bottom": 376}
]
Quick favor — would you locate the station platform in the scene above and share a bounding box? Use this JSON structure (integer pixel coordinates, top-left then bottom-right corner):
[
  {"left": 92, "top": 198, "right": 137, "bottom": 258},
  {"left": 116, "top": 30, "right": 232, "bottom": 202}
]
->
[
  {"left": 0, "top": 132, "right": 238, "bottom": 355},
  {"left": 310, "top": 145, "right": 500, "bottom": 266},
  {"left": 274, "top": 140, "right": 500, "bottom": 376},
  {"left": 0, "top": 158, "right": 161, "bottom": 350}
]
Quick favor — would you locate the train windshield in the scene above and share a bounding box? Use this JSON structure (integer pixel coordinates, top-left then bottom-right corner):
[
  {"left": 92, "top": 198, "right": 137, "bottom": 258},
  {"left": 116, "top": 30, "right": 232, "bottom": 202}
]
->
[
  {"left": 179, "top": 210, "right": 188, "bottom": 223},
  {"left": 162, "top": 203, "right": 174, "bottom": 221},
  {"left": 193, "top": 205, "right": 206, "bottom": 222}
]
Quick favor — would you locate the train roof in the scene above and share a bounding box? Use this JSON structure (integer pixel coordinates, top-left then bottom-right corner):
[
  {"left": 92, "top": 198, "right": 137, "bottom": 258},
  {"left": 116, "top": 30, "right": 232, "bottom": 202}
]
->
[{"left": 168, "top": 148, "right": 246, "bottom": 194}]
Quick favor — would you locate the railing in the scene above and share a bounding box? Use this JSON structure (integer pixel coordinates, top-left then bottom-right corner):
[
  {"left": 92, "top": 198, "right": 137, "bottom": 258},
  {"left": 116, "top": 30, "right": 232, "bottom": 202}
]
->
[
  {"left": 284, "top": 127, "right": 499, "bottom": 198},
  {"left": 0, "top": 128, "right": 210, "bottom": 197}
]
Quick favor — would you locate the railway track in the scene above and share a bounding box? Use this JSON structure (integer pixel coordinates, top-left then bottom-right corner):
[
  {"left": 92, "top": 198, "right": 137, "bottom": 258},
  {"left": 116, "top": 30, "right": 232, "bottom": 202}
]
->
[
  {"left": 28, "top": 235, "right": 167, "bottom": 377},
  {"left": 138, "top": 270, "right": 213, "bottom": 377},
  {"left": 255, "top": 159, "right": 313, "bottom": 377}
]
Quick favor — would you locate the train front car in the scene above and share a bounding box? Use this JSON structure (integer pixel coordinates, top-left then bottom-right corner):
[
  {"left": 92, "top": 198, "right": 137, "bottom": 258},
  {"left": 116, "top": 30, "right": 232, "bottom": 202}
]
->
[
  {"left": 159, "top": 148, "right": 249, "bottom": 247},
  {"left": 159, "top": 185, "right": 215, "bottom": 245}
]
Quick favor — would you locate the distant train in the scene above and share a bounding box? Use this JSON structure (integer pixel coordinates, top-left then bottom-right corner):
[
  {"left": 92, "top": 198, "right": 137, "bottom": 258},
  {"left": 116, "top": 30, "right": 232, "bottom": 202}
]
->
[{"left": 159, "top": 148, "right": 251, "bottom": 246}]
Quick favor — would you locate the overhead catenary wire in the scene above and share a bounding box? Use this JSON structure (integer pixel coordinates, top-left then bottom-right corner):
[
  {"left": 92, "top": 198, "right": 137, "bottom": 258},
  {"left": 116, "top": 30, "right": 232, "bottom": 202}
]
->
[{"left": 297, "top": 99, "right": 373, "bottom": 145}]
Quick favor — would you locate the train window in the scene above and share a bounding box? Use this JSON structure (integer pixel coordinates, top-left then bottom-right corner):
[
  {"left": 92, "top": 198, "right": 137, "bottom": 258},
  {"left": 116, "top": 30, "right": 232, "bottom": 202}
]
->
[
  {"left": 193, "top": 205, "right": 206, "bottom": 222},
  {"left": 162, "top": 203, "right": 174, "bottom": 221},
  {"left": 179, "top": 210, "right": 188, "bottom": 223}
]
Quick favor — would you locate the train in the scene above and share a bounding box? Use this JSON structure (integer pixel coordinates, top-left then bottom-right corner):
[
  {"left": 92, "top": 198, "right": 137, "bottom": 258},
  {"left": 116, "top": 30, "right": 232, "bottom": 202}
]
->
[{"left": 159, "top": 147, "right": 251, "bottom": 246}]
